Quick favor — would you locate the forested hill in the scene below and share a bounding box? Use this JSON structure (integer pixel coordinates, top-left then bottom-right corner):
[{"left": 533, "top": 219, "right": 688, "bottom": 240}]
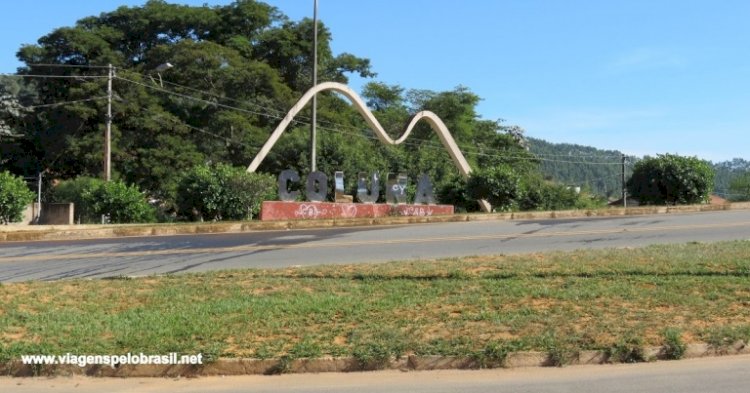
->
[
  {"left": 528, "top": 137, "right": 749, "bottom": 200},
  {"left": 714, "top": 158, "right": 750, "bottom": 199},
  {"left": 527, "top": 138, "right": 629, "bottom": 199}
]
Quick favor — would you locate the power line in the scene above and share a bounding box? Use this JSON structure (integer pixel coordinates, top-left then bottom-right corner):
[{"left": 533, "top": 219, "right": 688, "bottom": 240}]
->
[
  {"left": 307, "top": 123, "right": 624, "bottom": 165},
  {"left": 25, "top": 96, "right": 109, "bottom": 109},
  {"left": 108, "top": 70, "right": 631, "bottom": 163},
  {"left": 115, "top": 68, "right": 291, "bottom": 119},
  {"left": 25, "top": 63, "right": 112, "bottom": 69},
  {"left": 0, "top": 73, "right": 107, "bottom": 79},
  {"left": 145, "top": 109, "right": 262, "bottom": 151},
  {"left": 4, "top": 70, "right": 634, "bottom": 165},
  {"left": 115, "top": 75, "right": 286, "bottom": 121}
]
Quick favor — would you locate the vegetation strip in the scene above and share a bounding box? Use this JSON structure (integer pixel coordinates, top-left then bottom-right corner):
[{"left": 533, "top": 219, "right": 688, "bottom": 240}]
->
[{"left": 2, "top": 241, "right": 750, "bottom": 375}]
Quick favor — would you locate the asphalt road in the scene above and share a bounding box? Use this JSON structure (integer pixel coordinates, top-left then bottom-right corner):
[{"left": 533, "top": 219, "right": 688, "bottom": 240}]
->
[
  {"left": 4, "top": 355, "right": 750, "bottom": 393},
  {"left": 1, "top": 210, "right": 750, "bottom": 282}
]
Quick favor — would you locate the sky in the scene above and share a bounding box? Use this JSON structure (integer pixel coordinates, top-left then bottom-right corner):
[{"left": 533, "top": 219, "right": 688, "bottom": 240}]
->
[{"left": 1, "top": 0, "right": 748, "bottom": 162}]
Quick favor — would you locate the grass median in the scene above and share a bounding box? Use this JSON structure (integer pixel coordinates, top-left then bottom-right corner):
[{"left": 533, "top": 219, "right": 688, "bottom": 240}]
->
[{"left": 2, "top": 240, "right": 750, "bottom": 367}]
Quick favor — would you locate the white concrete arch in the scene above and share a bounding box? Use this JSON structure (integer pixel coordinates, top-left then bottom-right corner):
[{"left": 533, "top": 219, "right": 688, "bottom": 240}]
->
[{"left": 247, "top": 82, "right": 491, "bottom": 212}]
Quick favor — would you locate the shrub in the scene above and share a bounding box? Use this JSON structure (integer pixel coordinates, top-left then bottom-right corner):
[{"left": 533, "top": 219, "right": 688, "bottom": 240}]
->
[
  {"left": 51, "top": 177, "right": 154, "bottom": 223},
  {"left": 220, "top": 165, "right": 277, "bottom": 220},
  {"left": 436, "top": 174, "right": 479, "bottom": 212},
  {"left": 176, "top": 165, "right": 223, "bottom": 221},
  {"left": 609, "top": 336, "right": 646, "bottom": 363},
  {"left": 0, "top": 170, "right": 34, "bottom": 224},
  {"left": 518, "top": 176, "right": 577, "bottom": 211},
  {"left": 627, "top": 154, "right": 714, "bottom": 205},
  {"left": 176, "top": 164, "right": 277, "bottom": 221},
  {"left": 466, "top": 165, "right": 522, "bottom": 211},
  {"left": 662, "top": 328, "right": 687, "bottom": 360},
  {"left": 84, "top": 181, "right": 156, "bottom": 223},
  {"left": 49, "top": 176, "right": 102, "bottom": 224}
]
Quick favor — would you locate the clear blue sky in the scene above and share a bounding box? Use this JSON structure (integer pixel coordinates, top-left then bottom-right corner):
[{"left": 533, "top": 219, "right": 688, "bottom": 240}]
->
[{"left": 1, "top": 0, "right": 748, "bottom": 162}]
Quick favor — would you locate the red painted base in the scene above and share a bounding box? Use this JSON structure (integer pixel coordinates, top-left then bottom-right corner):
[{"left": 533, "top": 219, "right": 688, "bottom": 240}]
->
[{"left": 260, "top": 201, "right": 454, "bottom": 221}]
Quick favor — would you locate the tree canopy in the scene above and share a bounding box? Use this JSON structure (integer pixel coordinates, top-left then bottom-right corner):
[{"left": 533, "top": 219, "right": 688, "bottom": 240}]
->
[
  {"left": 627, "top": 154, "right": 714, "bottom": 205},
  {"left": 1, "top": 0, "right": 542, "bottom": 213}
]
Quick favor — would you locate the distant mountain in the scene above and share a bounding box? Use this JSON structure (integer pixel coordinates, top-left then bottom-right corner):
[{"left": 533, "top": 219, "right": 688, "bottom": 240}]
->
[
  {"left": 528, "top": 138, "right": 630, "bottom": 199},
  {"left": 713, "top": 158, "right": 750, "bottom": 199},
  {"left": 528, "top": 137, "right": 748, "bottom": 199}
]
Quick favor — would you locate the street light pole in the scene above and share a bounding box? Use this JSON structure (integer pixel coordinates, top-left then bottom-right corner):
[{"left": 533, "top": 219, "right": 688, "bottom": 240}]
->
[
  {"left": 310, "top": 0, "right": 318, "bottom": 172},
  {"left": 622, "top": 154, "right": 627, "bottom": 208},
  {"left": 104, "top": 63, "right": 113, "bottom": 181}
]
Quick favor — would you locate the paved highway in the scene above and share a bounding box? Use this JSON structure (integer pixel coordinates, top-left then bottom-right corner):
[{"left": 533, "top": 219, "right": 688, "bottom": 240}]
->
[
  {"left": 1, "top": 210, "right": 749, "bottom": 282},
  {"left": 4, "top": 355, "right": 750, "bottom": 393}
]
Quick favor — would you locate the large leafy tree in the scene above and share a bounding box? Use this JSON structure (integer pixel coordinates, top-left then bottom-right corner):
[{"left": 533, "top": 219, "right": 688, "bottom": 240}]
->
[
  {"left": 3, "top": 0, "right": 551, "bottom": 213},
  {"left": 359, "top": 82, "right": 538, "bottom": 207},
  {"left": 5, "top": 0, "right": 374, "bottom": 204},
  {"left": 627, "top": 154, "right": 715, "bottom": 205}
]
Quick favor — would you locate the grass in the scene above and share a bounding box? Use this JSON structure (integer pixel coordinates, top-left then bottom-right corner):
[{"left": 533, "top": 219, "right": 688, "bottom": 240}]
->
[{"left": 1, "top": 241, "right": 750, "bottom": 366}]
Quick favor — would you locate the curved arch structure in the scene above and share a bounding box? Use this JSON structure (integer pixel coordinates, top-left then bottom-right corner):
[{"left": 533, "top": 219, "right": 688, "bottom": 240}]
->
[{"left": 247, "top": 82, "right": 491, "bottom": 212}]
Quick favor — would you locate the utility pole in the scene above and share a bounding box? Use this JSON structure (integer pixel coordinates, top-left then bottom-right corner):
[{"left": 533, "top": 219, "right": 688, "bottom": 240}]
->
[
  {"left": 104, "top": 63, "right": 113, "bottom": 181},
  {"left": 621, "top": 154, "right": 627, "bottom": 208},
  {"left": 310, "top": 0, "right": 318, "bottom": 172}
]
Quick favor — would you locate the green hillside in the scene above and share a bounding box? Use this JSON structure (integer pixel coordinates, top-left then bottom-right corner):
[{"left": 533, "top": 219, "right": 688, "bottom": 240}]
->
[
  {"left": 713, "top": 158, "right": 750, "bottom": 201},
  {"left": 528, "top": 138, "right": 630, "bottom": 199},
  {"left": 529, "top": 137, "right": 749, "bottom": 201}
]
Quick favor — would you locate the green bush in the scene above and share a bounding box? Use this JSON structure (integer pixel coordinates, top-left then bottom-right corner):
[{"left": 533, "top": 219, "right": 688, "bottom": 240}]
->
[
  {"left": 518, "top": 176, "right": 578, "bottom": 211},
  {"left": 0, "top": 170, "right": 34, "bottom": 224},
  {"left": 465, "top": 170, "right": 605, "bottom": 212},
  {"left": 49, "top": 176, "right": 101, "bottom": 224},
  {"left": 466, "top": 165, "right": 522, "bottom": 211},
  {"left": 176, "top": 165, "right": 223, "bottom": 221},
  {"left": 436, "top": 174, "right": 480, "bottom": 212},
  {"left": 627, "top": 154, "right": 715, "bottom": 205},
  {"left": 51, "top": 177, "right": 154, "bottom": 223},
  {"left": 84, "top": 181, "right": 156, "bottom": 223},
  {"left": 176, "top": 164, "right": 277, "bottom": 221}
]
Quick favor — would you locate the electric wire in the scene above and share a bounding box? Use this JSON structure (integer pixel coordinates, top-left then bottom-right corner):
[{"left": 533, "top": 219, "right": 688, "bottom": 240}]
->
[{"left": 3, "top": 70, "right": 640, "bottom": 166}]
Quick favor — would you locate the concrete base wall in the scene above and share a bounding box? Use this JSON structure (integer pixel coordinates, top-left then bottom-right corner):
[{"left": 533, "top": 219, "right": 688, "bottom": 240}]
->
[
  {"left": 12, "top": 203, "right": 74, "bottom": 225},
  {"left": 14, "top": 203, "right": 39, "bottom": 225},
  {"left": 260, "top": 201, "right": 454, "bottom": 221},
  {"left": 39, "top": 203, "right": 75, "bottom": 225}
]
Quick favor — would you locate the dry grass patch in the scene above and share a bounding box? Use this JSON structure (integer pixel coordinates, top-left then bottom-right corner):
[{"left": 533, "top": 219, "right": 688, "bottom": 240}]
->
[{"left": 1, "top": 241, "right": 749, "bottom": 363}]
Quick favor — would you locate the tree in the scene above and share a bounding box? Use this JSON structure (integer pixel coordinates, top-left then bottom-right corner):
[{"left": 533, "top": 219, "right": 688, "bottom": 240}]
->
[
  {"left": 0, "top": 78, "right": 29, "bottom": 138},
  {"left": 10, "top": 0, "right": 373, "bottom": 205},
  {"left": 627, "top": 154, "right": 714, "bottom": 205},
  {"left": 0, "top": 171, "right": 34, "bottom": 224},
  {"left": 6, "top": 0, "right": 585, "bottom": 216}
]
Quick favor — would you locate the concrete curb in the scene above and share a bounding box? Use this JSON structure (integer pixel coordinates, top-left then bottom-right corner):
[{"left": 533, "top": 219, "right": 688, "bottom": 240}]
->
[
  {"left": 1, "top": 202, "right": 749, "bottom": 243},
  {"left": 3, "top": 342, "right": 748, "bottom": 377}
]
